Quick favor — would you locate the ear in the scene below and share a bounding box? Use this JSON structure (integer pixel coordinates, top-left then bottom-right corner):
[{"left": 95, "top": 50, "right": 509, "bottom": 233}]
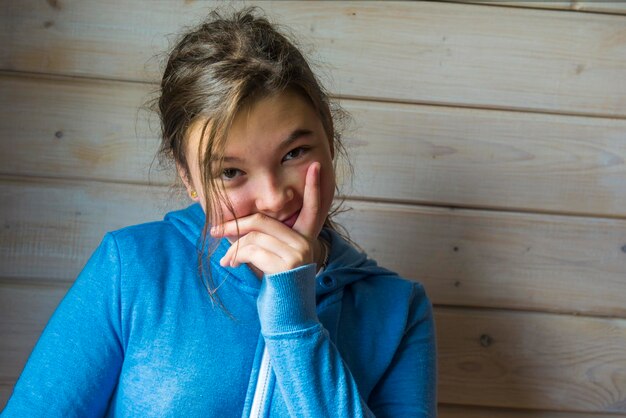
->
[{"left": 176, "top": 163, "right": 198, "bottom": 201}]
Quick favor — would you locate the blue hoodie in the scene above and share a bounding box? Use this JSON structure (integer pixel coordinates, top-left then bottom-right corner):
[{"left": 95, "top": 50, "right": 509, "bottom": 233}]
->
[{"left": 2, "top": 204, "right": 437, "bottom": 417}]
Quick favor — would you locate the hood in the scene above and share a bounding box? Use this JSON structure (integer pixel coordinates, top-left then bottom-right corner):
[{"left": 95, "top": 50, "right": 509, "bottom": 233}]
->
[
  {"left": 165, "top": 203, "right": 393, "bottom": 296},
  {"left": 164, "top": 202, "right": 206, "bottom": 244},
  {"left": 317, "top": 228, "right": 396, "bottom": 296}
]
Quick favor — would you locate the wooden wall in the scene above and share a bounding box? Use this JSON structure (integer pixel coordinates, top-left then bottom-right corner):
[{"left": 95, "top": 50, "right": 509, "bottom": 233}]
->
[{"left": 1, "top": 1, "right": 626, "bottom": 416}]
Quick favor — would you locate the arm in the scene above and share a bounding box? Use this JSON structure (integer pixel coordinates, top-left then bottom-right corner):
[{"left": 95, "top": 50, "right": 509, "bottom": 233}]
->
[
  {"left": 367, "top": 283, "right": 437, "bottom": 417},
  {"left": 258, "top": 266, "right": 437, "bottom": 418},
  {"left": 2, "top": 234, "right": 124, "bottom": 417},
  {"left": 258, "top": 263, "right": 375, "bottom": 417}
]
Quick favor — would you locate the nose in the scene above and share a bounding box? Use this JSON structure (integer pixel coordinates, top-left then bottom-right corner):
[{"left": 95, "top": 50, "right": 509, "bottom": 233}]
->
[{"left": 254, "top": 173, "right": 294, "bottom": 214}]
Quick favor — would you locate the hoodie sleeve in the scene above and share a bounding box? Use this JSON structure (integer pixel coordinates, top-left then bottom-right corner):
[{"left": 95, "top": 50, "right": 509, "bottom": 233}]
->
[
  {"left": 2, "top": 234, "right": 124, "bottom": 417},
  {"left": 258, "top": 263, "right": 374, "bottom": 417},
  {"left": 257, "top": 264, "right": 437, "bottom": 417},
  {"left": 367, "top": 283, "right": 437, "bottom": 417}
]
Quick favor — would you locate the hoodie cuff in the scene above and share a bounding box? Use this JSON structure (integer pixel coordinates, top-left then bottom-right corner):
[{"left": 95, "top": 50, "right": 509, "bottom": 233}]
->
[{"left": 257, "top": 263, "right": 319, "bottom": 335}]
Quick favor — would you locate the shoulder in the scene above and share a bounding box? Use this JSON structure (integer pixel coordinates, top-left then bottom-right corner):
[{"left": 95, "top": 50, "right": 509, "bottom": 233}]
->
[
  {"left": 104, "top": 221, "right": 185, "bottom": 258},
  {"left": 105, "top": 203, "right": 205, "bottom": 257},
  {"left": 75, "top": 219, "right": 191, "bottom": 281},
  {"left": 74, "top": 208, "right": 208, "bottom": 313},
  {"left": 81, "top": 204, "right": 206, "bottom": 285},
  {"left": 366, "top": 270, "right": 429, "bottom": 305},
  {"left": 327, "top": 229, "right": 432, "bottom": 323},
  {"left": 323, "top": 228, "right": 429, "bottom": 309},
  {"left": 353, "top": 269, "right": 431, "bottom": 324},
  {"left": 109, "top": 219, "right": 184, "bottom": 244}
]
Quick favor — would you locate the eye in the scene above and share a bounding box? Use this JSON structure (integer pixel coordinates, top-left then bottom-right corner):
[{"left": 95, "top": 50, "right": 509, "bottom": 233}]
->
[
  {"left": 282, "top": 146, "right": 310, "bottom": 162},
  {"left": 221, "top": 168, "right": 243, "bottom": 180}
]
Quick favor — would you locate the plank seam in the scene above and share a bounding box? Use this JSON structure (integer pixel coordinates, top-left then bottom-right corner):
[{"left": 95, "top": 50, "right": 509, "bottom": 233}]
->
[
  {"left": 1, "top": 173, "right": 626, "bottom": 221},
  {"left": 338, "top": 195, "right": 626, "bottom": 221},
  {"left": 1, "top": 276, "right": 625, "bottom": 321},
  {"left": 2, "top": 69, "right": 626, "bottom": 121},
  {"left": 437, "top": 0, "right": 626, "bottom": 17},
  {"left": 336, "top": 93, "right": 626, "bottom": 121},
  {"left": 438, "top": 402, "right": 626, "bottom": 417},
  {"left": 0, "top": 277, "right": 74, "bottom": 287},
  {"left": 434, "top": 303, "right": 626, "bottom": 322}
]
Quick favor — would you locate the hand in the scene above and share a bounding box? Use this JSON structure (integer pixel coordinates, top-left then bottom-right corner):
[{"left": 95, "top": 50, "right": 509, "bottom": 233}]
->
[{"left": 210, "top": 162, "right": 323, "bottom": 276}]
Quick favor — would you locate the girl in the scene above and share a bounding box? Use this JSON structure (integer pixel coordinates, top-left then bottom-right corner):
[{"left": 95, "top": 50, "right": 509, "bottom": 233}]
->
[{"left": 2, "top": 7, "right": 436, "bottom": 417}]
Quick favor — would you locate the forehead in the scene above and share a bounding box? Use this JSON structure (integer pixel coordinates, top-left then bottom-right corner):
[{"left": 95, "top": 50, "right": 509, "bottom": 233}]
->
[
  {"left": 184, "top": 89, "right": 328, "bottom": 162},
  {"left": 227, "top": 90, "right": 321, "bottom": 145}
]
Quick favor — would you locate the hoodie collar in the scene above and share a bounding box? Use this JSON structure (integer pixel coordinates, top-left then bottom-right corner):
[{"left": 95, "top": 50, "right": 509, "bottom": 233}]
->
[{"left": 164, "top": 203, "right": 261, "bottom": 292}]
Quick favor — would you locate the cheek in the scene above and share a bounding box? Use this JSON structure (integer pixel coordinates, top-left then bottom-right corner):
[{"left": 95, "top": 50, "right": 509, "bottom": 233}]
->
[{"left": 209, "top": 189, "right": 254, "bottom": 225}]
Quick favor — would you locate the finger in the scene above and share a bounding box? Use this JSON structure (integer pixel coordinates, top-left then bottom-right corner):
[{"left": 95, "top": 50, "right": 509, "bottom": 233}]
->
[
  {"left": 292, "top": 162, "right": 321, "bottom": 239},
  {"left": 224, "top": 244, "right": 283, "bottom": 272},
  {"left": 220, "top": 231, "right": 299, "bottom": 267},
  {"left": 221, "top": 236, "right": 307, "bottom": 274},
  {"left": 212, "top": 213, "right": 304, "bottom": 247}
]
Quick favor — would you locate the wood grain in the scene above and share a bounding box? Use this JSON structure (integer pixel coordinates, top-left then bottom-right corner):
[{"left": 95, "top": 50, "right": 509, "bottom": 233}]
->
[
  {"left": 344, "top": 99, "right": 626, "bottom": 218},
  {"left": 0, "top": 177, "right": 183, "bottom": 281},
  {"left": 339, "top": 200, "right": 626, "bottom": 318},
  {"left": 3, "top": 74, "right": 626, "bottom": 218},
  {"left": 437, "top": 308, "right": 626, "bottom": 413},
  {"left": 0, "top": 74, "right": 168, "bottom": 185},
  {"left": 1, "top": 1, "right": 625, "bottom": 116},
  {"left": 2, "top": 177, "right": 626, "bottom": 318}
]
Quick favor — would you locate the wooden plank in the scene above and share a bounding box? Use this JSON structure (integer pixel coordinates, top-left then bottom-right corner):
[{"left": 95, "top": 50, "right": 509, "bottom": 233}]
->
[
  {"left": 344, "top": 99, "right": 626, "bottom": 218},
  {"left": 2, "top": 287, "right": 626, "bottom": 414},
  {"left": 448, "top": 1, "right": 626, "bottom": 15},
  {"left": 340, "top": 200, "right": 626, "bottom": 318},
  {"left": 439, "top": 403, "right": 623, "bottom": 418},
  {"left": 0, "top": 177, "right": 185, "bottom": 282},
  {"left": 4, "top": 74, "right": 626, "bottom": 218},
  {"left": 0, "top": 74, "right": 170, "bottom": 185},
  {"left": 2, "top": 177, "right": 626, "bottom": 318},
  {"left": 2, "top": 1, "right": 626, "bottom": 116},
  {"left": 437, "top": 308, "right": 626, "bottom": 413}
]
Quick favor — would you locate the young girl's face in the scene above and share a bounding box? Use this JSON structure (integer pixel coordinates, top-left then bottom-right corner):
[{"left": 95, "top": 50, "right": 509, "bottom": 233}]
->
[{"left": 182, "top": 89, "right": 336, "bottom": 239}]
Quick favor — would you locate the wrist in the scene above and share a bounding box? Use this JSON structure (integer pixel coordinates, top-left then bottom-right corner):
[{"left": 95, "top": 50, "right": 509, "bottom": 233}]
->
[{"left": 257, "top": 263, "right": 318, "bottom": 334}]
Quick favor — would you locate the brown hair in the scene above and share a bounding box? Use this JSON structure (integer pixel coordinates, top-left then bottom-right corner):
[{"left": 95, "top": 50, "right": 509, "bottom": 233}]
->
[{"left": 149, "top": 6, "right": 350, "bottom": 302}]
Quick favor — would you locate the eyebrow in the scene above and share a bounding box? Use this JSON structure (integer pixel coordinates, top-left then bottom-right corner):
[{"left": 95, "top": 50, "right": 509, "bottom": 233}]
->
[
  {"left": 221, "top": 128, "right": 314, "bottom": 163},
  {"left": 280, "top": 128, "right": 314, "bottom": 149}
]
